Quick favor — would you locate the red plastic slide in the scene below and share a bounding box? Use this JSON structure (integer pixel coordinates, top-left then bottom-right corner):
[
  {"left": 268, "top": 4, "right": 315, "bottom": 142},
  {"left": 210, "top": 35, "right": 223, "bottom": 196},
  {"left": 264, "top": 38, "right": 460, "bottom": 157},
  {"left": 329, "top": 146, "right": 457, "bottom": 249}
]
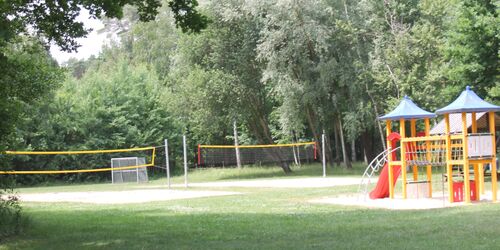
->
[{"left": 369, "top": 163, "right": 401, "bottom": 199}]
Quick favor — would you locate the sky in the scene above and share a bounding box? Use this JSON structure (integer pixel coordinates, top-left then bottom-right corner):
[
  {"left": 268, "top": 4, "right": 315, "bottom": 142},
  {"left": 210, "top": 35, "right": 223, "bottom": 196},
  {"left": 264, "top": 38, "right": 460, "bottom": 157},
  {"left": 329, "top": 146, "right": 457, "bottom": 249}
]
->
[{"left": 49, "top": 10, "right": 109, "bottom": 64}]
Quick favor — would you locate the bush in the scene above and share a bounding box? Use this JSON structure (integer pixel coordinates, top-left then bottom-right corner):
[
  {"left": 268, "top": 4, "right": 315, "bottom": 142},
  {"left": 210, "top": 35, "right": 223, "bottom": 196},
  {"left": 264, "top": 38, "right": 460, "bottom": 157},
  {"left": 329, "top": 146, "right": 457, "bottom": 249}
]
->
[{"left": 0, "top": 188, "right": 23, "bottom": 239}]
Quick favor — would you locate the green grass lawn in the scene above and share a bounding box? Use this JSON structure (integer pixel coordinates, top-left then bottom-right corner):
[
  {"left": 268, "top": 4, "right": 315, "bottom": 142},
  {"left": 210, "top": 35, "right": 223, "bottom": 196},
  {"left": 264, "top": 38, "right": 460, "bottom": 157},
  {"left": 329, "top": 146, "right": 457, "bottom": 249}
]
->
[{"left": 2, "top": 163, "right": 500, "bottom": 249}]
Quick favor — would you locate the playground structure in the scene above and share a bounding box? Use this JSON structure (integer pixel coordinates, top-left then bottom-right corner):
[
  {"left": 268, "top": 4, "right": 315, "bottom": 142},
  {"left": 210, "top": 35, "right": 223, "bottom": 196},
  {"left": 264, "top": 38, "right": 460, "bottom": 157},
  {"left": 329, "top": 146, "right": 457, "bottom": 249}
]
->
[{"left": 366, "top": 86, "right": 499, "bottom": 203}]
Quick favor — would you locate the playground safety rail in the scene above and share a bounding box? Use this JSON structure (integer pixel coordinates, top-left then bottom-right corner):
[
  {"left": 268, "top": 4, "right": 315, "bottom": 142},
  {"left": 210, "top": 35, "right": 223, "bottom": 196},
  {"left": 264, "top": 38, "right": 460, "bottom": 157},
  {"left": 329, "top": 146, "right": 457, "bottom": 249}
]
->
[{"left": 358, "top": 146, "right": 400, "bottom": 200}]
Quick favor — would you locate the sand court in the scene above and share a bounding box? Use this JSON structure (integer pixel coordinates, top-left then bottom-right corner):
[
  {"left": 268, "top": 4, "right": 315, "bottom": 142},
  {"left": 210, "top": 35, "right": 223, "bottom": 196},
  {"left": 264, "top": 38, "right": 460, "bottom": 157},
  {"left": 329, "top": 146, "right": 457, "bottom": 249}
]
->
[
  {"left": 310, "top": 191, "right": 499, "bottom": 210},
  {"left": 178, "top": 177, "right": 364, "bottom": 188},
  {"left": 19, "top": 189, "right": 241, "bottom": 204}
]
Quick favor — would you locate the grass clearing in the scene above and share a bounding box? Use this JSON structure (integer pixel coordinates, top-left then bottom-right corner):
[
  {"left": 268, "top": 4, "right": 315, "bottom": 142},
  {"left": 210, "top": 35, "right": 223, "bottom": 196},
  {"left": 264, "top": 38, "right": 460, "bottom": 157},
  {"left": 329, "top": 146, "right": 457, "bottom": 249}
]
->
[{"left": 2, "top": 163, "right": 500, "bottom": 249}]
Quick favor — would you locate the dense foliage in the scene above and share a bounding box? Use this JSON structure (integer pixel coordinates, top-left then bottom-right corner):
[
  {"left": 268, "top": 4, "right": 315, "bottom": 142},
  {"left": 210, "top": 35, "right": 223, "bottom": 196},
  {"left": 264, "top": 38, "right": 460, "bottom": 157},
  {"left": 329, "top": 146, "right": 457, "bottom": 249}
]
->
[
  {"left": 0, "top": 0, "right": 498, "bottom": 241},
  {"left": 0, "top": 0, "right": 207, "bottom": 51},
  {"left": 0, "top": 37, "right": 62, "bottom": 237},
  {"left": 3, "top": 0, "right": 498, "bottom": 178},
  {"left": 0, "top": 0, "right": 206, "bottom": 238}
]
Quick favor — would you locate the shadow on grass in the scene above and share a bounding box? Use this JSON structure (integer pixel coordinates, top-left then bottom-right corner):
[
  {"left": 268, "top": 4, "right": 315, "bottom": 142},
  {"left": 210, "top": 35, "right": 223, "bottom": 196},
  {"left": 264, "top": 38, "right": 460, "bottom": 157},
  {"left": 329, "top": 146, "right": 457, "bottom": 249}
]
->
[{"left": 5, "top": 202, "right": 500, "bottom": 249}]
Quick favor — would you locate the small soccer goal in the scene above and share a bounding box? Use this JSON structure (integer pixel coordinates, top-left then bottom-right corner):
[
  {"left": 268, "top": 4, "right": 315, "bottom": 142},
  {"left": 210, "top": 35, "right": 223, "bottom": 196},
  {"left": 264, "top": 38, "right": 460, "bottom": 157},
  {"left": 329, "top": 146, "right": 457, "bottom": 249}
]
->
[{"left": 111, "top": 157, "right": 148, "bottom": 183}]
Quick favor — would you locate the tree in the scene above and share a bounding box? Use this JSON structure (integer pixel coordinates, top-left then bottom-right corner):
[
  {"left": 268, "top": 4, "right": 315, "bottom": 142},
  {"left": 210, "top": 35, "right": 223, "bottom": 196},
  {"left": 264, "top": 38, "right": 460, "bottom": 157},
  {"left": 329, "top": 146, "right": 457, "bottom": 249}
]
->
[
  {"left": 0, "top": 37, "right": 63, "bottom": 151},
  {"left": 0, "top": 0, "right": 208, "bottom": 52},
  {"left": 0, "top": 0, "right": 207, "bottom": 166},
  {"left": 254, "top": 0, "right": 347, "bottom": 166},
  {"left": 442, "top": 0, "right": 499, "bottom": 102},
  {"left": 0, "top": 36, "right": 63, "bottom": 237},
  {"left": 355, "top": 0, "right": 460, "bottom": 123},
  {"left": 170, "top": 0, "right": 301, "bottom": 172},
  {"left": 11, "top": 55, "right": 175, "bottom": 183}
]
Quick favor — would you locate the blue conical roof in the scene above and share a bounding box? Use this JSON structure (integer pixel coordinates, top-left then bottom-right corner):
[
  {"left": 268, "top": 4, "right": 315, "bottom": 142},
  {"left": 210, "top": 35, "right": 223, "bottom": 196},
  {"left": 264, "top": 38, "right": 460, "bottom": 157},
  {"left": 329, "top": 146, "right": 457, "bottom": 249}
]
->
[
  {"left": 379, "top": 96, "right": 436, "bottom": 121},
  {"left": 435, "top": 86, "right": 500, "bottom": 115}
]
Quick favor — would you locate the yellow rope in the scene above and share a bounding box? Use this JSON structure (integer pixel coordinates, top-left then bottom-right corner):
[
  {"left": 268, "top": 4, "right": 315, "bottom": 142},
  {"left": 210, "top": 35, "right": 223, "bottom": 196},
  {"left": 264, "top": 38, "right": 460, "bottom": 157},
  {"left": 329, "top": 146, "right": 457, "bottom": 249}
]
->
[
  {"left": 4, "top": 146, "right": 154, "bottom": 155},
  {"left": 199, "top": 141, "right": 316, "bottom": 149},
  {"left": 1, "top": 146, "right": 156, "bottom": 175},
  {"left": 0, "top": 163, "right": 154, "bottom": 175}
]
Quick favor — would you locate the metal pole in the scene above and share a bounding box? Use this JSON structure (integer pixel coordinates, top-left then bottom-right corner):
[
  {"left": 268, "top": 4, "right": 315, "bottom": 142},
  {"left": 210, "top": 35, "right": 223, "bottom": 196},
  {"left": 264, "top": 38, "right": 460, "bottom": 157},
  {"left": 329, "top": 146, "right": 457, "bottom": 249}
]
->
[
  {"left": 165, "top": 139, "right": 170, "bottom": 189},
  {"left": 183, "top": 135, "right": 188, "bottom": 188},
  {"left": 234, "top": 120, "right": 242, "bottom": 169},
  {"left": 111, "top": 160, "right": 114, "bottom": 184},
  {"left": 135, "top": 157, "right": 139, "bottom": 184},
  {"left": 322, "top": 133, "right": 326, "bottom": 177}
]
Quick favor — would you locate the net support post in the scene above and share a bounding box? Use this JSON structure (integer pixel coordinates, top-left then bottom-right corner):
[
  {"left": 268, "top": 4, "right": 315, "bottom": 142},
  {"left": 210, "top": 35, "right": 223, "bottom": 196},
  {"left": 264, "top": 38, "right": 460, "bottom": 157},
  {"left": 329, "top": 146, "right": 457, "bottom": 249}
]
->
[
  {"left": 234, "top": 120, "right": 242, "bottom": 169},
  {"left": 111, "top": 159, "right": 115, "bottom": 184},
  {"left": 322, "top": 133, "right": 326, "bottom": 177},
  {"left": 183, "top": 135, "right": 188, "bottom": 188},
  {"left": 165, "top": 139, "right": 171, "bottom": 189},
  {"left": 135, "top": 157, "right": 139, "bottom": 184}
]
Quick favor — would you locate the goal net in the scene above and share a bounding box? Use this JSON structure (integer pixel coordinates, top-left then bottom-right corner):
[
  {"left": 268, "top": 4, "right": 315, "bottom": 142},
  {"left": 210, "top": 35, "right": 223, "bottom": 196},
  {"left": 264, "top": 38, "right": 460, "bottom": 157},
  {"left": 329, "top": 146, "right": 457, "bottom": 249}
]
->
[
  {"left": 197, "top": 142, "right": 317, "bottom": 167},
  {"left": 111, "top": 157, "right": 148, "bottom": 183}
]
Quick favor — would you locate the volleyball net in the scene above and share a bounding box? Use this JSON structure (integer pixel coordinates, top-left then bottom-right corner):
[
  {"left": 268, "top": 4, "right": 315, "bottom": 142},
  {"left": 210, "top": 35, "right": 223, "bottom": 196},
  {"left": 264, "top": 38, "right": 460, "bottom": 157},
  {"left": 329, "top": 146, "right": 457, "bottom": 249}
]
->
[
  {"left": 197, "top": 142, "right": 317, "bottom": 167},
  {"left": 0, "top": 146, "right": 156, "bottom": 174}
]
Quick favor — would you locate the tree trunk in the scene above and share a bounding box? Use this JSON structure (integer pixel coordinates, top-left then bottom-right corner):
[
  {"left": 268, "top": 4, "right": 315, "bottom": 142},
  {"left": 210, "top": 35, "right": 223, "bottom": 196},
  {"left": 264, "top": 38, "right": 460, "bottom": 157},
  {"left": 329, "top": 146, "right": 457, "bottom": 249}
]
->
[
  {"left": 338, "top": 117, "right": 352, "bottom": 169},
  {"left": 304, "top": 106, "right": 336, "bottom": 168},
  {"left": 351, "top": 139, "right": 357, "bottom": 162},
  {"left": 292, "top": 143, "right": 299, "bottom": 166},
  {"left": 363, "top": 148, "right": 368, "bottom": 165},
  {"left": 305, "top": 106, "right": 320, "bottom": 148},
  {"left": 324, "top": 131, "right": 334, "bottom": 167},
  {"left": 365, "top": 83, "right": 386, "bottom": 151},
  {"left": 293, "top": 131, "right": 302, "bottom": 166},
  {"left": 246, "top": 95, "right": 292, "bottom": 173},
  {"left": 333, "top": 120, "right": 341, "bottom": 167},
  {"left": 361, "top": 130, "right": 374, "bottom": 164}
]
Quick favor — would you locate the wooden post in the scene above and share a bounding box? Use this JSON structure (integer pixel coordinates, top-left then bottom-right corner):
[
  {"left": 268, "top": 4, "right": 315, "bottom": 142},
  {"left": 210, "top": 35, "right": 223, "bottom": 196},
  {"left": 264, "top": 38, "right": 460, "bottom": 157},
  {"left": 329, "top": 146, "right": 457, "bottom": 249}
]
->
[
  {"left": 411, "top": 119, "right": 418, "bottom": 181},
  {"left": 479, "top": 162, "right": 485, "bottom": 194},
  {"left": 489, "top": 111, "right": 497, "bottom": 202},
  {"left": 471, "top": 112, "right": 480, "bottom": 200},
  {"left": 445, "top": 114, "right": 453, "bottom": 203},
  {"left": 386, "top": 120, "right": 394, "bottom": 198},
  {"left": 425, "top": 118, "right": 432, "bottom": 197},
  {"left": 462, "top": 113, "right": 471, "bottom": 203},
  {"left": 400, "top": 119, "right": 407, "bottom": 199}
]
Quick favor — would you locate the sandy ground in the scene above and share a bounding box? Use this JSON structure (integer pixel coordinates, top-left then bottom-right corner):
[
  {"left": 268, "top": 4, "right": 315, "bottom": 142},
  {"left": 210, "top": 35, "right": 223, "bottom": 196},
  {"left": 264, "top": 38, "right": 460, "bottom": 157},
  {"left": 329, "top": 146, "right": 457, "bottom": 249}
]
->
[
  {"left": 19, "top": 189, "right": 240, "bottom": 204},
  {"left": 14, "top": 177, "right": 499, "bottom": 209},
  {"left": 174, "top": 177, "right": 364, "bottom": 188},
  {"left": 310, "top": 191, "right": 499, "bottom": 210},
  {"left": 16, "top": 177, "right": 363, "bottom": 204}
]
